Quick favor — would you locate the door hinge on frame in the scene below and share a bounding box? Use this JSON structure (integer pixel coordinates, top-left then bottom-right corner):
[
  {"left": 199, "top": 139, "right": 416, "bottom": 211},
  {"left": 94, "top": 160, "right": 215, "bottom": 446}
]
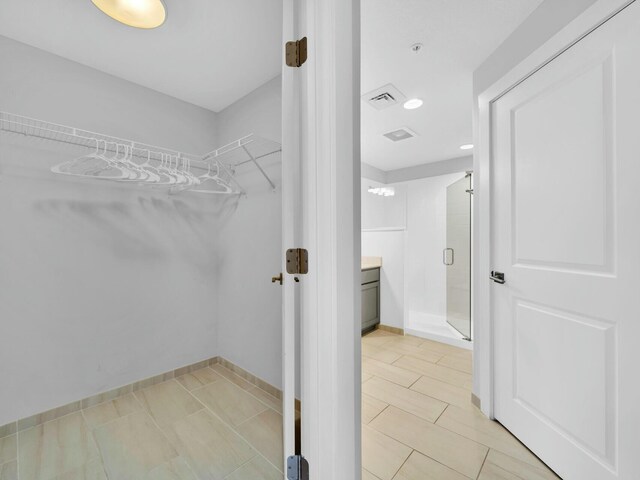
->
[
  {"left": 285, "top": 37, "right": 308, "bottom": 67},
  {"left": 286, "top": 248, "right": 309, "bottom": 274},
  {"left": 287, "top": 455, "right": 309, "bottom": 480}
]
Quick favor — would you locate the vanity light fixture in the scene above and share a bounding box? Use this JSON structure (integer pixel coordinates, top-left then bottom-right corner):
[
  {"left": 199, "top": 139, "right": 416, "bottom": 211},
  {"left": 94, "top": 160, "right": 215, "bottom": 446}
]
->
[
  {"left": 460, "top": 144, "right": 474, "bottom": 150},
  {"left": 403, "top": 98, "right": 423, "bottom": 110},
  {"left": 368, "top": 186, "right": 395, "bottom": 197},
  {"left": 92, "top": 0, "right": 167, "bottom": 29}
]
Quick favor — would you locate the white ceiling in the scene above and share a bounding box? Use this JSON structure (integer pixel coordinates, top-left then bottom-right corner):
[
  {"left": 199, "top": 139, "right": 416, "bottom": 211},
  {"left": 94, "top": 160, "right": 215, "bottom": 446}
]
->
[
  {"left": 0, "top": 0, "right": 282, "bottom": 112},
  {"left": 362, "top": 0, "right": 543, "bottom": 171}
]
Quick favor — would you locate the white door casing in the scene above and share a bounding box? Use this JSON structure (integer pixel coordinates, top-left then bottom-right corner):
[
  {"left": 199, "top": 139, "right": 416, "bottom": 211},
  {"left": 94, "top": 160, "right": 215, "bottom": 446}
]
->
[
  {"left": 281, "top": 0, "right": 300, "bottom": 473},
  {"left": 285, "top": 0, "right": 361, "bottom": 478},
  {"left": 490, "top": 2, "right": 640, "bottom": 479}
]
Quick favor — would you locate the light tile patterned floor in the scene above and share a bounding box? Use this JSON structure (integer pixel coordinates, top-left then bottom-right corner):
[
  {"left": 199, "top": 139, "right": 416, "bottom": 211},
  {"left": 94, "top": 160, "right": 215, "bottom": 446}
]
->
[
  {"left": 361, "top": 329, "right": 561, "bottom": 480},
  {"left": 0, "top": 331, "right": 562, "bottom": 480},
  {"left": 3, "top": 364, "right": 282, "bottom": 480}
]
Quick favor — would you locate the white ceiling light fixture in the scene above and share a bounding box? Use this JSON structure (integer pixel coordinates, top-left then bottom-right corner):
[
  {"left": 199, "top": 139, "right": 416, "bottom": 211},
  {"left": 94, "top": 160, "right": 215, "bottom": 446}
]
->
[
  {"left": 460, "top": 144, "right": 474, "bottom": 150},
  {"left": 403, "top": 98, "right": 423, "bottom": 110},
  {"left": 91, "top": 0, "right": 167, "bottom": 29},
  {"left": 368, "top": 186, "right": 395, "bottom": 197}
]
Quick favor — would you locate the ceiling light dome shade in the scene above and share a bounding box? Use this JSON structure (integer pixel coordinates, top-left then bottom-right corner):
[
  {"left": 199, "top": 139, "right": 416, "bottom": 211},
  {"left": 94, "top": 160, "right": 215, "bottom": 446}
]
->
[{"left": 92, "top": 0, "right": 167, "bottom": 29}]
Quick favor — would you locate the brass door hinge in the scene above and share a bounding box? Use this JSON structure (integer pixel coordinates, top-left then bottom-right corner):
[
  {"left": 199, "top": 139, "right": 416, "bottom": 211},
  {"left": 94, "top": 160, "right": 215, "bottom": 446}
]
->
[
  {"left": 285, "top": 37, "right": 307, "bottom": 67},
  {"left": 286, "top": 248, "right": 309, "bottom": 274}
]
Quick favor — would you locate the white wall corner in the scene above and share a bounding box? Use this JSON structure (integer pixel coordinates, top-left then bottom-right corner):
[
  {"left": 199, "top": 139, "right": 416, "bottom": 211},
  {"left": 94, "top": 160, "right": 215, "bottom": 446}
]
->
[
  {"left": 361, "top": 162, "right": 388, "bottom": 183},
  {"left": 473, "top": 0, "right": 599, "bottom": 96},
  {"left": 386, "top": 156, "right": 473, "bottom": 184}
]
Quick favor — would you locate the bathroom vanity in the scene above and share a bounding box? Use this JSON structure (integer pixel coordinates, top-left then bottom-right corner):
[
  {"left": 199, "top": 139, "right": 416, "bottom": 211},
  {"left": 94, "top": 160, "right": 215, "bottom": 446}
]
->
[{"left": 361, "top": 257, "right": 381, "bottom": 333}]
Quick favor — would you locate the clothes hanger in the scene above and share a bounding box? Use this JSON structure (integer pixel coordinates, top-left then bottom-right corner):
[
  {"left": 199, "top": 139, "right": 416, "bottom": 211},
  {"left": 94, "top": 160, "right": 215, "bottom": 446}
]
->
[
  {"left": 155, "top": 153, "right": 179, "bottom": 185},
  {"left": 51, "top": 138, "right": 128, "bottom": 180},
  {"left": 135, "top": 149, "right": 162, "bottom": 183},
  {"left": 188, "top": 161, "right": 234, "bottom": 194}
]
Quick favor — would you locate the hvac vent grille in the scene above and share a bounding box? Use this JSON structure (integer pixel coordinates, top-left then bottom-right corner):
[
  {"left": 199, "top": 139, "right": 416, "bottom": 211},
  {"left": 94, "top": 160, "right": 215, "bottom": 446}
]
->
[
  {"left": 383, "top": 127, "right": 418, "bottom": 142},
  {"left": 362, "top": 84, "right": 406, "bottom": 110}
]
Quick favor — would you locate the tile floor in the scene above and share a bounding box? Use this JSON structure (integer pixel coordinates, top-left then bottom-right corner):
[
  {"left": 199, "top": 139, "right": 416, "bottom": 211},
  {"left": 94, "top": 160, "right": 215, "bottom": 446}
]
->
[
  {"left": 361, "top": 329, "right": 560, "bottom": 480},
  {"left": 0, "top": 331, "right": 561, "bottom": 480},
  {"left": 1, "top": 363, "right": 283, "bottom": 480}
]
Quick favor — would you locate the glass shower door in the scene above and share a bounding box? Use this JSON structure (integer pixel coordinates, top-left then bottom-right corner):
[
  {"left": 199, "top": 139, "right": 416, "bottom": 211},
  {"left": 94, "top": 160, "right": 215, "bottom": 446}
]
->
[{"left": 445, "top": 173, "right": 472, "bottom": 340}]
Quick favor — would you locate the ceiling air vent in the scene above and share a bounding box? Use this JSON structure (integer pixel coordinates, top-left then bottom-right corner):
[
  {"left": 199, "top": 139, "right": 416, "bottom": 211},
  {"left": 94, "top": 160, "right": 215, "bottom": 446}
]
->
[
  {"left": 383, "top": 127, "right": 418, "bottom": 142},
  {"left": 362, "top": 84, "right": 406, "bottom": 110}
]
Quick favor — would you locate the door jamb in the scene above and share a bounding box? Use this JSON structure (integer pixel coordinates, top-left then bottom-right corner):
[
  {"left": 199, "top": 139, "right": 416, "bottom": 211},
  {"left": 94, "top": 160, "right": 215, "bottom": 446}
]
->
[
  {"left": 296, "top": 0, "right": 361, "bottom": 479},
  {"left": 473, "top": 0, "right": 636, "bottom": 419},
  {"left": 281, "top": 0, "right": 300, "bottom": 472}
]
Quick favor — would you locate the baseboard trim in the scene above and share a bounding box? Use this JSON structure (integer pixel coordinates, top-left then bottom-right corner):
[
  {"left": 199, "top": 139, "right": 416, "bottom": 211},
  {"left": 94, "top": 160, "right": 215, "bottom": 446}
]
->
[
  {"left": 377, "top": 324, "right": 404, "bottom": 335},
  {"left": 0, "top": 355, "right": 297, "bottom": 438},
  {"left": 471, "top": 392, "right": 481, "bottom": 410},
  {"left": 218, "top": 357, "right": 302, "bottom": 412}
]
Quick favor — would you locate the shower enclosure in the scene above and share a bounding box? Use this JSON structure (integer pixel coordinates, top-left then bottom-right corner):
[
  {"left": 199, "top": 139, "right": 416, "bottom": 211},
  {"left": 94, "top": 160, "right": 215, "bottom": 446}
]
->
[{"left": 444, "top": 173, "right": 472, "bottom": 340}]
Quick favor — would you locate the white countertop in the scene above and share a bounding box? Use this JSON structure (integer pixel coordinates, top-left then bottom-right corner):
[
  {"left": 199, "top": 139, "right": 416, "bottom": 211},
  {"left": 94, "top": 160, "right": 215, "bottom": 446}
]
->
[{"left": 361, "top": 256, "right": 382, "bottom": 270}]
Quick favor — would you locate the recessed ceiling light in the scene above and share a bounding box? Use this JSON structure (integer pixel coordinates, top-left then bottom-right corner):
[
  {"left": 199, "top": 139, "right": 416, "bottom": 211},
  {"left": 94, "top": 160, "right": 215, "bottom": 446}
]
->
[
  {"left": 92, "top": 0, "right": 167, "bottom": 29},
  {"left": 403, "top": 99, "right": 423, "bottom": 110},
  {"left": 460, "top": 144, "right": 474, "bottom": 150}
]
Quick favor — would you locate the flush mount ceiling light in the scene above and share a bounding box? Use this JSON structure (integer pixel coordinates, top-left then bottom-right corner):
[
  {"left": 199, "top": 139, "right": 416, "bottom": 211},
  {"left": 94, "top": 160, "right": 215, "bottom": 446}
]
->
[
  {"left": 403, "top": 98, "right": 423, "bottom": 110},
  {"left": 92, "top": 0, "right": 167, "bottom": 29},
  {"left": 368, "top": 186, "right": 395, "bottom": 197},
  {"left": 460, "top": 144, "right": 474, "bottom": 150}
]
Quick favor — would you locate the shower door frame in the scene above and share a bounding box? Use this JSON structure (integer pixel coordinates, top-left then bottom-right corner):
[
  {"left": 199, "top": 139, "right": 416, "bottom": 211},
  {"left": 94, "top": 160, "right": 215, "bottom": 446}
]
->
[{"left": 445, "top": 173, "right": 472, "bottom": 341}]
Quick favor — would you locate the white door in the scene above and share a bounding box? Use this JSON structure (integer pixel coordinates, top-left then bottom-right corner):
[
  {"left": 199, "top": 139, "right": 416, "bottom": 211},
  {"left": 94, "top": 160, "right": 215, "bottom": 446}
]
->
[{"left": 492, "top": 3, "right": 640, "bottom": 479}]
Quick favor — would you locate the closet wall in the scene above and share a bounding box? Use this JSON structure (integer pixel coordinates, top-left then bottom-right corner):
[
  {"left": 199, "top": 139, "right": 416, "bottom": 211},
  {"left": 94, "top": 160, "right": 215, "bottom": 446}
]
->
[
  {"left": 0, "top": 36, "right": 220, "bottom": 425},
  {"left": 215, "top": 76, "right": 284, "bottom": 390}
]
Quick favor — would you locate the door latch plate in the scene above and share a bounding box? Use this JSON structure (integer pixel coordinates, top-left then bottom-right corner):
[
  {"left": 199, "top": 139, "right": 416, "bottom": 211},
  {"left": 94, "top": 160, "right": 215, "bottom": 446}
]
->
[{"left": 286, "top": 248, "right": 309, "bottom": 274}]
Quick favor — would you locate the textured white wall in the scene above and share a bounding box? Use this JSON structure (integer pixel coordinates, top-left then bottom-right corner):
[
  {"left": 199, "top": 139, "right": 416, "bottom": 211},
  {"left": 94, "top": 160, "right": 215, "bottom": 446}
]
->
[
  {"left": 215, "top": 76, "right": 285, "bottom": 391},
  {"left": 361, "top": 178, "right": 406, "bottom": 328},
  {"left": 0, "top": 36, "right": 220, "bottom": 426},
  {"left": 361, "top": 178, "right": 406, "bottom": 231}
]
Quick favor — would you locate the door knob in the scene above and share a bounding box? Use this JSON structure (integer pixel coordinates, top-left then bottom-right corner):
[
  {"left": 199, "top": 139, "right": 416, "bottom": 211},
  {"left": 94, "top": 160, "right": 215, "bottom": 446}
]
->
[
  {"left": 272, "top": 273, "right": 283, "bottom": 285},
  {"left": 490, "top": 271, "right": 505, "bottom": 284}
]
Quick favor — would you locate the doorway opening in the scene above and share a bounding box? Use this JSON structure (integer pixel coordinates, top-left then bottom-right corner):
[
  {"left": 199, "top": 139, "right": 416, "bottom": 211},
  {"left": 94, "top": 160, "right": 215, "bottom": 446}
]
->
[{"left": 357, "top": 1, "right": 561, "bottom": 479}]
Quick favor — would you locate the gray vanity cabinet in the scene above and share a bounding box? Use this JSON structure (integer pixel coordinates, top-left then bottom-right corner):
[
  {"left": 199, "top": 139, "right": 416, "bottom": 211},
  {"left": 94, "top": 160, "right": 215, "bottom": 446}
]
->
[{"left": 361, "top": 268, "right": 380, "bottom": 333}]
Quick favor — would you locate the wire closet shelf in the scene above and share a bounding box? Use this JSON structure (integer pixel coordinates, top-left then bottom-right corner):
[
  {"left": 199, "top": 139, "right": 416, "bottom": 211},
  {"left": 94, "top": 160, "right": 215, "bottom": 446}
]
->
[{"left": 0, "top": 111, "right": 282, "bottom": 195}]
